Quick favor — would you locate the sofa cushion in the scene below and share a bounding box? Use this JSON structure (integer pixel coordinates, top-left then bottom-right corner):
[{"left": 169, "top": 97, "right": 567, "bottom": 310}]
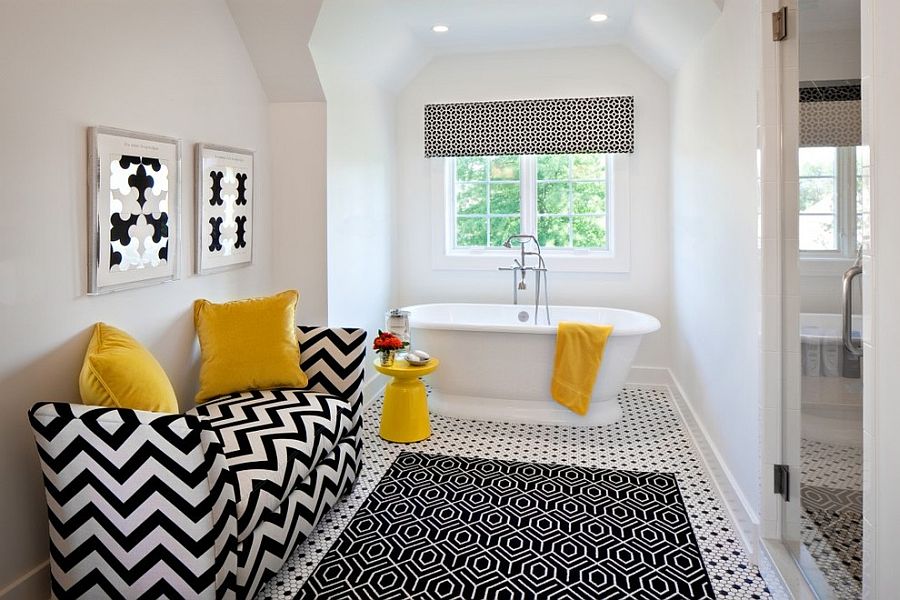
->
[
  {"left": 188, "top": 388, "right": 353, "bottom": 541},
  {"left": 193, "top": 290, "right": 308, "bottom": 403},
  {"left": 79, "top": 323, "right": 178, "bottom": 413}
]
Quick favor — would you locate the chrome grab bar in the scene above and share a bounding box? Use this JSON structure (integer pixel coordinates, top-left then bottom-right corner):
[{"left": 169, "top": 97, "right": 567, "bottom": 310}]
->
[{"left": 842, "top": 263, "right": 863, "bottom": 356}]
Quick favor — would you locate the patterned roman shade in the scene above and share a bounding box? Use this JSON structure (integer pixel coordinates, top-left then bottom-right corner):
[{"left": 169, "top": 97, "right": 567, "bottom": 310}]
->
[
  {"left": 424, "top": 96, "right": 635, "bottom": 157},
  {"left": 800, "top": 82, "right": 861, "bottom": 147}
]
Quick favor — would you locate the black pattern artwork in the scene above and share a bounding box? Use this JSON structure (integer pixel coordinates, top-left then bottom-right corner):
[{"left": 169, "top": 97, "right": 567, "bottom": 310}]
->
[
  {"left": 208, "top": 217, "right": 223, "bottom": 252},
  {"left": 235, "top": 215, "right": 247, "bottom": 249},
  {"left": 209, "top": 170, "right": 225, "bottom": 206},
  {"left": 297, "top": 452, "right": 715, "bottom": 599},
  {"left": 236, "top": 173, "right": 248, "bottom": 205},
  {"left": 196, "top": 144, "right": 253, "bottom": 272},
  {"left": 89, "top": 127, "right": 179, "bottom": 293},
  {"left": 108, "top": 154, "right": 170, "bottom": 270},
  {"left": 424, "top": 96, "right": 635, "bottom": 157}
]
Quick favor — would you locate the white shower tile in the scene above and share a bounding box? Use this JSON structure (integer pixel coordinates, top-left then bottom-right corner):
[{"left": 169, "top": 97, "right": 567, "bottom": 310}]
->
[
  {"left": 763, "top": 407, "right": 782, "bottom": 464},
  {"left": 863, "top": 342, "right": 875, "bottom": 434},
  {"left": 763, "top": 295, "right": 781, "bottom": 352},
  {"left": 783, "top": 185, "right": 799, "bottom": 238},
  {"left": 762, "top": 239, "right": 780, "bottom": 295},
  {"left": 783, "top": 351, "right": 801, "bottom": 410},
  {"left": 782, "top": 408, "right": 800, "bottom": 466},
  {"left": 783, "top": 295, "right": 800, "bottom": 354},
  {"left": 761, "top": 183, "right": 778, "bottom": 240},
  {"left": 763, "top": 350, "right": 781, "bottom": 408}
]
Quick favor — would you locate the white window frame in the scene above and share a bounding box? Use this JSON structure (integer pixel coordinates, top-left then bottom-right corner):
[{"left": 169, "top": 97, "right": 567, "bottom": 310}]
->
[
  {"left": 430, "top": 155, "right": 630, "bottom": 273},
  {"left": 799, "top": 146, "right": 865, "bottom": 276}
]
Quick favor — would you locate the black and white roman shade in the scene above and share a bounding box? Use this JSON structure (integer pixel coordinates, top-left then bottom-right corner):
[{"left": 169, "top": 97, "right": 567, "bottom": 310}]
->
[
  {"left": 424, "top": 96, "right": 635, "bottom": 157},
  {"left": 800, "top": 82, "right": 861, "bottom": 147}
]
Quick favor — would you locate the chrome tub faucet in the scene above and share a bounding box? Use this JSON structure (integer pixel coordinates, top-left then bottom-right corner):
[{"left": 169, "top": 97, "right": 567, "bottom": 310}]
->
[{"left": 499, "top": 234, "right": 551, "bottom": 325}]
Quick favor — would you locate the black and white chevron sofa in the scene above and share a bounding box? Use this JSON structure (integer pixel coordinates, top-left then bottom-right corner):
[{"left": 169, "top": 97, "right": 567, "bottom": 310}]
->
[{"left": 28, "top": 326, "right": 366, "bottom": 599}]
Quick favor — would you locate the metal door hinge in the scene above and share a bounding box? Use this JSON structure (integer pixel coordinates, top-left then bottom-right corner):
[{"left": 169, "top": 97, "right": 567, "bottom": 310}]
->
[
  {"left": 774, "top": 464, "right": 791, "bottom": 501},
  {"left": 772, "top": 7, "right": 788, "bottom": 42}
]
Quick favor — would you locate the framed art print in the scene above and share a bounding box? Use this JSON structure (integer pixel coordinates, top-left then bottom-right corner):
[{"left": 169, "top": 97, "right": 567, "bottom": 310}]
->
[
  {"left": 88, "top": 127, "right": 181, "bottom": 294},
  {"left": 195, "top": 143, "right": 254, "bottom": 274}
]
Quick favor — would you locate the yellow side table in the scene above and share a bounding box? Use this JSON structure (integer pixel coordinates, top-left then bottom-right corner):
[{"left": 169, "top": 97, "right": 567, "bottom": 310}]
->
[{"left": 374, "top": 357, "right": 439, "bottom": 443}]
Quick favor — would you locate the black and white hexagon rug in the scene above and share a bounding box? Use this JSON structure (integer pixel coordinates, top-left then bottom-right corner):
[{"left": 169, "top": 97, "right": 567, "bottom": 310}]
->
[
  {"left": 259, "top": 387, "right": 771, "bottom": 600},
  {"left": 296, "top": 451, "right": 715, "bottom": 599}
]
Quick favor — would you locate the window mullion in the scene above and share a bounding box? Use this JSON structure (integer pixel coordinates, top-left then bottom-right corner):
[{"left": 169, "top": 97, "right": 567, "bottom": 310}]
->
[
  {"left": 448, "top": 158, "right": 457, "bottom": 251},
  {"left": 838, "top": 146, "right": 856, "bottom": 256},
  {"left": 521, "top": 155, "right": 536, "bottom": 237},
  {"left": 567, "top": 155, "right": 574, "bottom": 246}
]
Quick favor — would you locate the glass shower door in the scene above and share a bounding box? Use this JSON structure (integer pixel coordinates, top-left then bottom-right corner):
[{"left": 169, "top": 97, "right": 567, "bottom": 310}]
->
[{"left": 785, "top": 2, "right": 866, "bottom": 597}]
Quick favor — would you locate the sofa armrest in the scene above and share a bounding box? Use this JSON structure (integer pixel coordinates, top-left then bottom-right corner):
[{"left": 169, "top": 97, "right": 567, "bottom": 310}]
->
[
  {"left": 28, "top": 402, "right": 238, "bottom": 599},
  {"left": 297, "top": 326, "right": 367, "bottom": 412}
]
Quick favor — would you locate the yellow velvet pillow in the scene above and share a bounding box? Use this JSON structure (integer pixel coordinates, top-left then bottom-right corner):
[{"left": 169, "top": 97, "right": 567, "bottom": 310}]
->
[
  {"left": 193, "top": 290, "right": 308, "bottom": 403},
  {"left": 79, "top": 323, "right": 179, "bottom": 413}
]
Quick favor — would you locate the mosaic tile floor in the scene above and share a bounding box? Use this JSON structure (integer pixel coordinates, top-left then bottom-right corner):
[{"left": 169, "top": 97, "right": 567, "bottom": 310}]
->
[
  {"left": 801, "top": 439, "right": 863, "bottom": 599},
  {"left": 258, "top": 386, "right": 771, "bottom": 599}
]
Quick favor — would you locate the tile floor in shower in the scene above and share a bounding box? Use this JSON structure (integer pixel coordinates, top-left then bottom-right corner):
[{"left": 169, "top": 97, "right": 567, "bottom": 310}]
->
[{"left": 801, "top": 438, "right": 863, "bottom": 600}]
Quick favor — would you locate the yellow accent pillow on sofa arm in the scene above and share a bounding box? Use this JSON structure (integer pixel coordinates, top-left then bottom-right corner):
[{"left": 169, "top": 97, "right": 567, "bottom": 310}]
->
[{"left": 79, "top": 323, "right": 179, "bottom": 413}]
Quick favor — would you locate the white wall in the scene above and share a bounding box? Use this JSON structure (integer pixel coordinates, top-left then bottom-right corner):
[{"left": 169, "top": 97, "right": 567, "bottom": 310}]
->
[
  {"left": 670, "top": 0, "right": 761, "bottom": 517},
  {"left": 269, "top": 102, "right": 329, "bottom": 325},
  {"left": 799, "top": 268, "right": 860, "bottom": 314},
  {"left": 309, "top": 0, "right": 430, "bottom": 348},
  {"left": 861, "top": 0, "right": 900, "bottom": 594},
  {"left": 798, "top": 21, "right": 861, "bottom": 316},
  {"left": 394, "top": 46, "right": 672, "bottom": 366},
  {"left": 0, "top": 2, "right": 274, "bottom": 596},
  {"left": 322, "top": 86, "right": 397, "bottom": 336},
  {"left": 799, "top": 27, "right": 861, "bottom": 83}
]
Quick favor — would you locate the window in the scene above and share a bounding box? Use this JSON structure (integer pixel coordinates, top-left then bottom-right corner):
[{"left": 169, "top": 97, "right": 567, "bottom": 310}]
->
[
  {"left": 434, "top": 152, "right": 629, "bottom": 272},
  {"left": 799, "top": 146, "right": 869, "bottom": 257},
  {"left": 452, "top": 154, "right": 609, "bottom": 251},
  {"left": 536, "top": 154, "right": 607, "bottom": 250},
  {"left": 454, "top": 156, "right": 522, "bottom": 247}
]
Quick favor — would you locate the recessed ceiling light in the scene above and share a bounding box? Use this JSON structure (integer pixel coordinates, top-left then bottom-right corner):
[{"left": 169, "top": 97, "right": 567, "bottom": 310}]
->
[
  {"left": 589, "top": 13, "right": 608, "bottom": 23},
  {"left": 432, "top": 24, "right": 449, "bottom": 33}
]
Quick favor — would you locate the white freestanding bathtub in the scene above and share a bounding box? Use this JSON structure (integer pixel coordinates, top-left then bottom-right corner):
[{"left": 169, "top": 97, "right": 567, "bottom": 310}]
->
[
  {"left": 800, "top": 312, "right": 863, "bottom": 446},
  {"left": 403, "top": 303, "right": 661, "bottom": 427}
]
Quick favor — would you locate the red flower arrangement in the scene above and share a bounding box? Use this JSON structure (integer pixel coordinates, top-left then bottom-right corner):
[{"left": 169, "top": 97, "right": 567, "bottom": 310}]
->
[
  {"left": 374, "top": 330, "right": 407, "bottom": 366},
  {"left": 373, "top": 330, "right": 405, "bottom": 351}
]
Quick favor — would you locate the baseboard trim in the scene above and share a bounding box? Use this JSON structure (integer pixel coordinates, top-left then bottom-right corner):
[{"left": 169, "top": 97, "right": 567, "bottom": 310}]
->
[
  {"left": 0, "top": 560, "right": 49, "bottom": 599},
  {"left": 626, "top": 365, "right": 678, "bottom": 386},
  {"left": 757, "top": 537, "right": 818, "bottom": 599},
  {"left": 362, "top": 373, "right": 387, "bottom": 411},
  {"left": 627, "top": 366, "right": 760, "bottom": 560}
]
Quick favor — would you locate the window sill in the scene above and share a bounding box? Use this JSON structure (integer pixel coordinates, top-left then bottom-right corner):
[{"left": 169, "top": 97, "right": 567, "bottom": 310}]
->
[
  {"left": 432, "top": 249, "right": 630, "bottom": 273},
  {"left": 799, "top": 256, "right": 856, "bottom": 277}
]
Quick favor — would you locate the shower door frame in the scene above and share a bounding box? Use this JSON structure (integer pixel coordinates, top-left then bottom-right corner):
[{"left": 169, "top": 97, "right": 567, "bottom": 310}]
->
[{"left": 756, "top": 0, "right": 886, "bottom": 597}]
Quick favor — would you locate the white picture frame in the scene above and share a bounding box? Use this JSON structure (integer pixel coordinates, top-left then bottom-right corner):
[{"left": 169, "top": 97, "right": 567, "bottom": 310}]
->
[
  {"left": 195, "top": 143, "right": 254, "bottom": 274},
  {"left": 88, "top": 126, "right": 181, "bottom": 294}
]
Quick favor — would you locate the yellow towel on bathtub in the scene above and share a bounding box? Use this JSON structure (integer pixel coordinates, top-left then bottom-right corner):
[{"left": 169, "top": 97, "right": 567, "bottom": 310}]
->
[{"left": 551, "top": 322, "right": 613, "bottom": 416}]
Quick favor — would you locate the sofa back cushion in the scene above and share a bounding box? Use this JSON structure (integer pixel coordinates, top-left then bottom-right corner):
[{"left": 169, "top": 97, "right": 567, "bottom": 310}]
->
[
  {"left": 189, "top": 388, "right": 353, "bottom": 541},
  {"left": 79, "top": 323, "right": 179, "bottom": 413},
  {"left": 193, "top": 290, "right": 308, "bottom": 402}
]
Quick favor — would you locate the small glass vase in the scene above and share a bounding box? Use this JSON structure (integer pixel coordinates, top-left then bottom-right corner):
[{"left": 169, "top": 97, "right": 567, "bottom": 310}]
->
[{"left": 379, "top": 350, "right": 396, "bottom": 367}]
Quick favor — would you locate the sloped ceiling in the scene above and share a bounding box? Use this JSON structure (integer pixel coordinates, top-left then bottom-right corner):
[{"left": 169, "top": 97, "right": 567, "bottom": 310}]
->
[
  {"left": 225, "top": 0, "right": 324, "bottom": 102},
  {"left": 627, "top": 0, "right": 724, "bottom": 77},
  {"left": 229, "top": 0, "right": 723, "bottom": 101}
]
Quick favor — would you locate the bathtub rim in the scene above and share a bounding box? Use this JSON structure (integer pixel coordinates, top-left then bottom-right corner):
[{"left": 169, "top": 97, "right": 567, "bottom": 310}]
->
[{"left": 402, "top": 302, "right": 661, "bottom": 337}]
